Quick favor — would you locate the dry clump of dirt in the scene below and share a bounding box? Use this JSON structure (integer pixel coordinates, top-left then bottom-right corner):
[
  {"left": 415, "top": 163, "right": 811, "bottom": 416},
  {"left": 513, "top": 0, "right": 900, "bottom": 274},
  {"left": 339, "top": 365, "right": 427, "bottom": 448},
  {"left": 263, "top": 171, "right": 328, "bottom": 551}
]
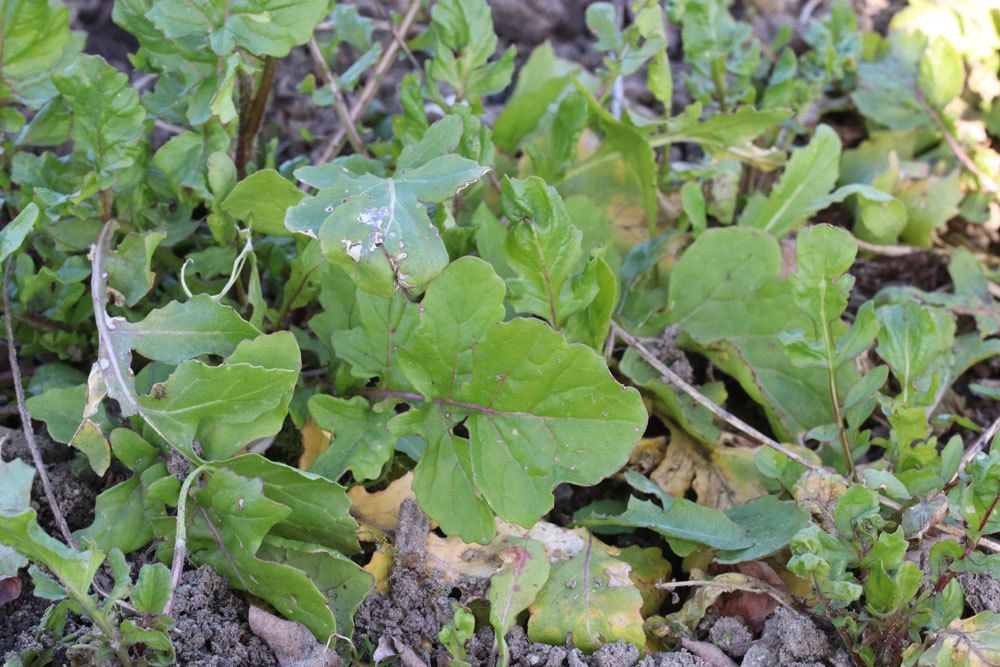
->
[
  {"left": 170, "top": 566, "right": 278, "bottom": 667},
  {"left": 352, "top": 499, "right": 457, "bottom": 663},
  {"left": 958, "top": 572, "right": 1000, "bottom": 614},
  {"left": 739, "top": 607, "right": 853, "bottom": 667}
]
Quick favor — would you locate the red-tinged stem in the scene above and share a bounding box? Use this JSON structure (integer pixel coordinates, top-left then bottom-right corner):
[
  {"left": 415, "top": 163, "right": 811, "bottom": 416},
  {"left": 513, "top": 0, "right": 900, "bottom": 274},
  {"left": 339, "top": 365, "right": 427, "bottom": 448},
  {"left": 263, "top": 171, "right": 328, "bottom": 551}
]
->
[
  {"left": 235, "top": 57, "right": 275, "bottom": 179},
  {"left": 933, "top": 490, "right": 1000, "bottom": 593}
]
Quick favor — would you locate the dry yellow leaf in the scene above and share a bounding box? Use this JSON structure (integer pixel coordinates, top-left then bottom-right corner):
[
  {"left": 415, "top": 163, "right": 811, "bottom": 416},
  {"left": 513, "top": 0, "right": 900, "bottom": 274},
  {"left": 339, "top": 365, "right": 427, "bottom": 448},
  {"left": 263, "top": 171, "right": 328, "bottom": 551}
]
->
[
  {"left": 298, "top": 416, "right": 330, "bottom": 470},
  {"left": 425, "top": 519, "right": 588, "bottom": 583},
  {"left": 364, "top": 550, "right": 393, "bottom": 593},
  {"left": 348, "top": 472, "right": 416, "bottom": 541},
  {"left": 650, "top": 425, "right": 767, "bottom": 510},
  {"left": 629, "top": 436, "right": 667, "bottom": 475}
]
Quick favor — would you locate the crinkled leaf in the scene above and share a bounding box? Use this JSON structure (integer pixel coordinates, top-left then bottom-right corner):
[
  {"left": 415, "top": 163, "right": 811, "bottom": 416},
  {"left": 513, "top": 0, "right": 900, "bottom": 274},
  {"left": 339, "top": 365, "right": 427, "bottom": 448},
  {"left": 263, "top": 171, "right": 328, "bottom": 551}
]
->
[
  {"left": 0, "top": 0, "right": 73, "bottom": 102},
  {"left": 306, "top": 395, "right": 397, "bottom": 483},
  {"left": 146, "top": 0, "right": 327, "bottom": 57}
]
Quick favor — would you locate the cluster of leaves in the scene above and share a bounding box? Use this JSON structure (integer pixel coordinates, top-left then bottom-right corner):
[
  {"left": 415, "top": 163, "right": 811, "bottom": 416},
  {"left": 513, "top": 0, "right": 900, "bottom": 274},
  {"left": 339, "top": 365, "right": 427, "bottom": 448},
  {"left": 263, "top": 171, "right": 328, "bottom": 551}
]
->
[{"left": 0, "top": 0, "right": 999, "bottom": 665}]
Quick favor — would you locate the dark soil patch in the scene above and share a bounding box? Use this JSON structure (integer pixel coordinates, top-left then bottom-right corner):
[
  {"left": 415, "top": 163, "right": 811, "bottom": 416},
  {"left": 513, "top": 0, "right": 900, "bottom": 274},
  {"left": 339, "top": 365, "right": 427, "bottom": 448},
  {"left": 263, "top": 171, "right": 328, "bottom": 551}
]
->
[
  {"left": 0, "top": 573, "right": 57, "bottom": 661},
  {"left": 170, "top": 566, "right": 278, "bottom": 667}
]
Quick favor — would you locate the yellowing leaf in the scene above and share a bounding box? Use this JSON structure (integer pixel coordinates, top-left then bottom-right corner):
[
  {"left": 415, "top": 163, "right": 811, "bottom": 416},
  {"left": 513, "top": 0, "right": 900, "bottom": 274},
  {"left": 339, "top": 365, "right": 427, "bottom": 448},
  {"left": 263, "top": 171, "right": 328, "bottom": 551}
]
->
[
  {"left": 915, "top": 612, "right": 1000, "bottom": 666},
  {"left": 298, "top": 417, "right": 330, "bottom": 471},
  {"left": 649, "top": 426, "right": 767, "bottom": 510},
  {"left": 527, "top": 535, "right": 645, "bottom": 653},
  {"left": 348, "top": 473, "right": 416, "bottom": 541}
]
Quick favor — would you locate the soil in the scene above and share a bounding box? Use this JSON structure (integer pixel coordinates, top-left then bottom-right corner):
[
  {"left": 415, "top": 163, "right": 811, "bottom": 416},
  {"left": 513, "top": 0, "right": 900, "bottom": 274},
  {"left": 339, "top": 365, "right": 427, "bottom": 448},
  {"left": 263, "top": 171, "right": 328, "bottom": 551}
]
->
[{"left": 169, "top": 566, "right": 278, "bottom": 667}]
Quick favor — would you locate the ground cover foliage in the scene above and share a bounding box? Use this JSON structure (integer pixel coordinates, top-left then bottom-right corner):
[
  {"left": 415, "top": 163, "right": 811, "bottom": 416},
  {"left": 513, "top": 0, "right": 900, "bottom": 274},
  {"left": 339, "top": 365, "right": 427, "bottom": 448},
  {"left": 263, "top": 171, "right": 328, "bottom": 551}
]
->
[{"left": 0, "top": 0, "right": 999, "bottom": 665}]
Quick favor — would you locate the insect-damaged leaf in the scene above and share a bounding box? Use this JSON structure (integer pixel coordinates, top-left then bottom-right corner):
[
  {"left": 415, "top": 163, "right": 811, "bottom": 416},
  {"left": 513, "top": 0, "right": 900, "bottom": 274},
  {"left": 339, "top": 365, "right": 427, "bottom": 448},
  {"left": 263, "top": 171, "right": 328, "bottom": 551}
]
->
[
  {"left": 527, "top": 536, "right": 645, "bottom": 653},
  {"left": 286, "top": 115, "right": 489, "bottom": 296},
  {"left": 389, "top": 257, "right": 646, "bottom": 542},
  {"left": 136, "top": 332, "right": 299, "bottom": 459}
]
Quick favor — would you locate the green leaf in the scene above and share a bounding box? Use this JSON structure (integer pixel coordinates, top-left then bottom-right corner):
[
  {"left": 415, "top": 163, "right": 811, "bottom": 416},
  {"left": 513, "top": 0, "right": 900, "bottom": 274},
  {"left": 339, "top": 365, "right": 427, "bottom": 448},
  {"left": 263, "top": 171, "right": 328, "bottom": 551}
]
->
[
  {"left": 0, "top": 203, "right": 39, "bottom": 264},
  {"left": 716, "top": 495, "right": 811, "bottom": 564},
  {"left": 500, "top": 176, "right": 582, "bottom": 327},
  {"left": 116, "top": 295, "right": 261, "bottom": 365},
  {"left": 488, "top": 538, "right": 550, "bottom": 666},
  {"left": 25, "top": 384, "right": 109, "bottom": 445},
  {"left": 668, "top": 227, "right": 840, "bottom": 439},
  {"left": 0, "top": 459, "right": 35, "bottom": 578},
  {"left": 153, "top": 126, "right": 231, "bottom": 200},
  {"left": 834, "top": 485, "right": 881, "bottom": 536},
  {"left": 256, "top": 537, "right": 372, "bottom": 638},
  {"left": 0, "top": 0, "right": 73, "bottom": 102},
  {"left": 898, "top": 170, "right": 963, "bottom": 247},
  {"left": 52, "top": 55, "right": 146, "bottom": 188},
  {"left": 0, "top": 510, "right": 103, "bottom": 599},
  {"left": 492, "top": 43, "right": 578, "bottom": 153},
  {"left": 376, "top": 258, "right": 645, "bottom": 540},
  {"left": 875, "top": 301, "right": 942, "bottom": 403},
  {"left": 222, "top": 169, "right": 304, "bottom": 236},
  {"left": 576, "top": 83, "right": 658, "bottom": 233},
  {"left": 330, "top": 287, "right": 417, "bottom": 390},
  {"left": 146, "top": 0, "right": 327, "bottom": 57},
  {"left": 106, "top": 231, "right": 167, "bottom": 308},
  {"left": 738, "top": 125, "right": 841, "bottom": 237},
  {"left": 399, "top": 256, "right": 506, "bottom": 398},
  {"left": 853, "top": 37, "right": 931, "bottom": 130},
  {"left": 918, "top": 37, "right": 964, "bottom": 110},
  {"left": 393, "top": 405, "right": 496, "bottom": 543},
  {"left": 216, "top": 454, "right": 359, "bottom": 555},
  {"left": 307, "top": 395, "right": 397, "bottom": 483},
  {"left": 288, "top": 117, "right": 489, "bottom": 296},
  {"left": 663, "top": 105, "right": 792, "bottom": 168},
  {"left": 186, "top": 469, "right": 338, "bottom": 640},
  {"left": 131, "top": 563, "right": 171, "bottom": 615},
  {"left": 137, "top": 332, "right": 299, "bottom": 458},
  {"left": 424, "top": 0, "right": 515, "bottom": 99},
  {"left": 527, "top": 536, "right": 644, "bottom": 653},
  {"left": 574, "top": 496, "right": 753, "bottom": 551},
  {"left": 75, "top": 429, "right": 172, "bottom": 554}
]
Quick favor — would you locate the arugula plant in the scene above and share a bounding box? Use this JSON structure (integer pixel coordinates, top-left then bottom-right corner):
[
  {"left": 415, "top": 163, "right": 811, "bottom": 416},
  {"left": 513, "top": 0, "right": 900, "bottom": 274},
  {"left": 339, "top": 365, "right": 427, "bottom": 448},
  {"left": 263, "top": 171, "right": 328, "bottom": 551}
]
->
[{"left": 1, "top": 0, "right": 999, "bottom": 665}]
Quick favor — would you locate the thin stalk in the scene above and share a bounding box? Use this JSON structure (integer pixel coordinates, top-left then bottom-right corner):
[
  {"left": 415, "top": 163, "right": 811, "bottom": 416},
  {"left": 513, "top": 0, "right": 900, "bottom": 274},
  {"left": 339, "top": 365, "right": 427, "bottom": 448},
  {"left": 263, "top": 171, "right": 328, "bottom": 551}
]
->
[
  {"left": 820, "top": 315, "right": 855, "bottom": 481},
  {"left": 318, "top": 0, "right": 422, "bottom": 163},
  {"left": 3, "top": 259, "right": 78, "bottom": 549},
  {"left": 307, "top": 37, "right": 367, "bottom": 156},
  {"left": 163, "top": 464, "right": 211, "bottom": 617},
  {"left": 235, "top": 57, "right": 276, "bottom": 179}
]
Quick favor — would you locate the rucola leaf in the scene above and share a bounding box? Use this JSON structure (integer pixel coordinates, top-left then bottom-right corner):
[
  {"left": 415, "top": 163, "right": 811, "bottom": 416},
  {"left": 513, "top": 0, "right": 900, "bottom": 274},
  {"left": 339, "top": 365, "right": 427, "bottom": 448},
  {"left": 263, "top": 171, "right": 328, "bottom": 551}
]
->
[
  {"left": 0, "top": 0, "right": 74, "bottom": 102},
  {"left": 488, "top": 538, "right": 550, "bottom": 666},
  {"left": 146, "top": 0, "right": 328, "bottom": 57},
  {"left": 382, "top": 257, "right": 646, "bottom": 541},
  {"left": 739, "top": 125, "right": 841, "bottom": 237},
  {"left": 0, "top": 460, "right": 35, "bottom": 578},
  {"left": 286, "top": 116, "right": 490, "bottom": 296},
  {"left": 0, "top": 203, "right": 39, "bottom": 264},
  {"left": 527, "top": 536, "right": 645, "bottom": 652},
  {"left": 668, "top": 227, "right": 840, "bottom": 439},
  {"left": 52, "top": 55, "right": 147, "bottom": 188}
]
